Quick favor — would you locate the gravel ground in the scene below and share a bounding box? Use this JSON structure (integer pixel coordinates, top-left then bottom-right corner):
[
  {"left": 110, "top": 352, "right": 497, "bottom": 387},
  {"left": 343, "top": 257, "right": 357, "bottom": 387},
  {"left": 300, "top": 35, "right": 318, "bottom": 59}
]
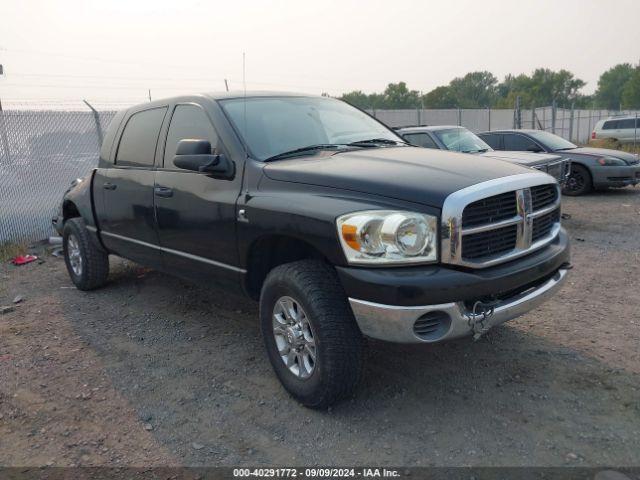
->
[{"left": 1, "top": 188, "right": 639, "bottom": 467}]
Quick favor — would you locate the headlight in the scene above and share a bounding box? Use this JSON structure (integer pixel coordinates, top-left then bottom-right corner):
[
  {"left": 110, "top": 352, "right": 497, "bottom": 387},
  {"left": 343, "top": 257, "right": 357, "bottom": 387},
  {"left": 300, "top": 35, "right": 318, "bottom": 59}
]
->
[
  {"left": 337, "top": 210, "right": 438, "bottom": 265},
  {"left": 598, "top": 156, "right": 627, "bottom": 166}
]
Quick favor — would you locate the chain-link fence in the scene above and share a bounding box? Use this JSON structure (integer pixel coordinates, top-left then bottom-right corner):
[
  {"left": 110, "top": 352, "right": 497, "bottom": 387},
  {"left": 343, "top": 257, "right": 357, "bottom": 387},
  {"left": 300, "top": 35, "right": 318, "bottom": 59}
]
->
[
  {"left": 2, "top": 101, "right": 639, "bottom": 244},
  {"left": 0, "top": 103, "right": 118, "bottom": 243}
]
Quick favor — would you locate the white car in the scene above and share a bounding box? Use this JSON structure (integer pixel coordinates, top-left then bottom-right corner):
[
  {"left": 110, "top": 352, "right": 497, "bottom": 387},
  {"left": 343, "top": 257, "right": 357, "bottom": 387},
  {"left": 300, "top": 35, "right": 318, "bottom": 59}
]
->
[{"left": 591, "top": 116, "right": 639, "bottom": 144}]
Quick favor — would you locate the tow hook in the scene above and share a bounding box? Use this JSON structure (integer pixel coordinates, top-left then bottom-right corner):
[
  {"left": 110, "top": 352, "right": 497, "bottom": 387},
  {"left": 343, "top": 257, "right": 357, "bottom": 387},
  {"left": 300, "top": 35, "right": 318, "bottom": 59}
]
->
[{"left": 466, "top": 299, "right": 501, "bottom": 341}]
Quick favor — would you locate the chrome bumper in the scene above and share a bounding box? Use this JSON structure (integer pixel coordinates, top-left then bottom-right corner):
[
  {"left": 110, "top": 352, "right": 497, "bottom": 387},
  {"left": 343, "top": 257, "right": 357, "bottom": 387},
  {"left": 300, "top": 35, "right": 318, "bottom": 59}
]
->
[{"left": 348, "top": 268, "right": 568, "bottom": 343}]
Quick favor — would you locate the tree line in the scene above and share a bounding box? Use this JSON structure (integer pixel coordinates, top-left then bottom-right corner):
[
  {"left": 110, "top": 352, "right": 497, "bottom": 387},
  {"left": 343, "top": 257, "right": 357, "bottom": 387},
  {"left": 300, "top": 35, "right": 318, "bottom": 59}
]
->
[{"left": 339, "top": 64, "right": 640, "bottom": 111}]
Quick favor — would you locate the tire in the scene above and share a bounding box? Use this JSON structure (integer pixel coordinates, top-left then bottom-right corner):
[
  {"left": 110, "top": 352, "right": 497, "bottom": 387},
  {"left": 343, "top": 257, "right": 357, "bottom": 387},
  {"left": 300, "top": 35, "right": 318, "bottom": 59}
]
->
[
  {"left": 63, "top": 217, "right": 109, "bottom": 290},
  {"left": 260, "top": 260, "right": 365, "bottom": 409},
  {"left": 562, "top": 163, "right": 592, "bottom": 196}
]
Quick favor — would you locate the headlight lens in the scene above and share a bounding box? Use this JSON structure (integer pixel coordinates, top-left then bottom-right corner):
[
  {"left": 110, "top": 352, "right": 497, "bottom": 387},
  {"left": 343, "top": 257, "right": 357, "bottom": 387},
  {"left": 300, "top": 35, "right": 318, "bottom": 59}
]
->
[
  {"left": 598, "top": 156, "right": 627, "bottom": 166},
  {"left": 337, "top": 210, "right": 437, "bottom": 265}
]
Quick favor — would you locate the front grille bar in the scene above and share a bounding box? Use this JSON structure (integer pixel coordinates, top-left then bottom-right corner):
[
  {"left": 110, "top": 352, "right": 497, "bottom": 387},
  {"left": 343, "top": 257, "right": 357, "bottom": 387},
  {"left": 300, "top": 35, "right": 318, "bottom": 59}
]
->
[{"left": 441, "top": 173, "right": 562, "bottom": 269}]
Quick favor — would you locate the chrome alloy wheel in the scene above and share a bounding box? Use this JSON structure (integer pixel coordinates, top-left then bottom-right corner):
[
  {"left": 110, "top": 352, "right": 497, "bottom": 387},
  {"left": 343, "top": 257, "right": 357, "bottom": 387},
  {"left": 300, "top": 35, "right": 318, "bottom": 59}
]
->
[
  {"left": 272, "top": 296, "right": 317, "bottom": 379},
  {"left": 67, "top": 234, "right": 83, "bottom": 276}
]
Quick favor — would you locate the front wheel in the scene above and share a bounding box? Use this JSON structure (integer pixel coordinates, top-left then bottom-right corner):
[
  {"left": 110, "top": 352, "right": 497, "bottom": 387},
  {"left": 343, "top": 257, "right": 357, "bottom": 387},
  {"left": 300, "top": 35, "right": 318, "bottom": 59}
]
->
[
  {"left": 562, "top": 164, "right": 592, "bottom": 196},
  {"left": 260, "top": 260, "right": 365, "bottom": 409}
]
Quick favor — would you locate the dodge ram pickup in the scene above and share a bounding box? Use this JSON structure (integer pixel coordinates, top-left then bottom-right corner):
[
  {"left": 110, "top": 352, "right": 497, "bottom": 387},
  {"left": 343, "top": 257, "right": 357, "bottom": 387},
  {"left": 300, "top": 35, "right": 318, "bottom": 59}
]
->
[{"left": 54, "top": 92, "right": 571, "bottom": 408}]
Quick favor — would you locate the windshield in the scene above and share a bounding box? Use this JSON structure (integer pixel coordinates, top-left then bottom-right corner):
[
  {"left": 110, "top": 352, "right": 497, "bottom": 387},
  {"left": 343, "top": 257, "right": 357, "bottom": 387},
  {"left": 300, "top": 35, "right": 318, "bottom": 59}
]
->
[
  {"left": 220, "top": 96, "right": 402, "bottom": 161},
  {"left": 433, "top": 127, "right": 492, "bottom": 153},
  {"left": 528, "top": 131, "right": 577, "bottom": 150}
]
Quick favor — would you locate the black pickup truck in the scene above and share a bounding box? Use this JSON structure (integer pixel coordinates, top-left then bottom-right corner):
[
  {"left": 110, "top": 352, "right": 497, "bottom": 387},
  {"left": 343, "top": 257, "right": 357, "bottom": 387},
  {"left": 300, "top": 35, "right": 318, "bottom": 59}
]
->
[{"left": 54, "top": 92, "right": 570, "bottom": 408}]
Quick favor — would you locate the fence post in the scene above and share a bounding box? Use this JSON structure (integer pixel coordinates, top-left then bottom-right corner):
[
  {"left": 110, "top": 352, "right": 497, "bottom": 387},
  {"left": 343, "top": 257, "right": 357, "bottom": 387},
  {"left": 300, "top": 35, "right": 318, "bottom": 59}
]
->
[
  {"left": 569, "top": 102, "right": 575, "bottom": 142},
  {"left": 83, "top": 100, "right": 103, "bottom": 148},
  {"left": 0, "top": 99, "right": 11, "bottom": 163},
  {"left": 531, "top": 103, "right": 536, "bottom": 129},
  {"left": 551, "top": 100, "right": 557, "bottom": 134},
  {"left": 487, "top": 107, "right": 491, "bottom": 131},
  {"left": 416, "top": 108, "right": 420, "bottom": 126},
  {"left": 635, "top": 112, "right": 637, "bottom": 152},
  {"left": 457, "top": 108, "right": 462, "bottom": 126}
]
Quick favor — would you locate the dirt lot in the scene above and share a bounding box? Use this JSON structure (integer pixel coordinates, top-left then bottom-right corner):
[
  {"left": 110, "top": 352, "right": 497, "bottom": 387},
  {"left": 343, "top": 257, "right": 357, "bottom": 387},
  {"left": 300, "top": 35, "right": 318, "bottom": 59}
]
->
[{"left": 1, "top": 188, "right": 640, "bottom": 468}]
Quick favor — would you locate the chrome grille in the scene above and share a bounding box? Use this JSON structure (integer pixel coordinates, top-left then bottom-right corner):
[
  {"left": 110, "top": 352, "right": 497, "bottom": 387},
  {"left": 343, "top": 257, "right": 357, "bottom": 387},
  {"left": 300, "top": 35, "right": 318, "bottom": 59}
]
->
[
  {"left": 531, "top": 184, "right": 558, "bottom": 210},
  {"left": 441, "top": 173, "right": 562, "bottom": 268},
  {"left": 462, "top": 191, "right": 517, "bottom": 228}
]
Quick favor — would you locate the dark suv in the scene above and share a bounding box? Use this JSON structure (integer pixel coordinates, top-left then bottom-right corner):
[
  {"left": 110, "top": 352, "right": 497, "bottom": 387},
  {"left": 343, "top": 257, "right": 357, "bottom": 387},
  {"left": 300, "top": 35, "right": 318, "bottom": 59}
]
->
[{"left": 54, "top": 92, "right": 570, "bottom": 408}]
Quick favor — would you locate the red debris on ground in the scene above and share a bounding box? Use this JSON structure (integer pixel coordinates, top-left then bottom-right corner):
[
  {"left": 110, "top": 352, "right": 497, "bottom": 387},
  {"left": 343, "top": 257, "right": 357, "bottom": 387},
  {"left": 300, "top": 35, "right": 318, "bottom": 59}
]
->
[{"left": 11, "top": 254, "right": 38, "bottom": 266}]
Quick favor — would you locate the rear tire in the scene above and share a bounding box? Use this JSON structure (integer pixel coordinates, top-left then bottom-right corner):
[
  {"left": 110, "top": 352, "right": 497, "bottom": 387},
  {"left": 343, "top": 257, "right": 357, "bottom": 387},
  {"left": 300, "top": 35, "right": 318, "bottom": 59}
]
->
[
  {"left": 260, "top": 260, "right": 365, "bottom": 409},
  {"left": 63, "top": 218, "right": 109, "bottom": 290},
  {"left": 562, "top": 164, "right": 592, "bottom": 196}
]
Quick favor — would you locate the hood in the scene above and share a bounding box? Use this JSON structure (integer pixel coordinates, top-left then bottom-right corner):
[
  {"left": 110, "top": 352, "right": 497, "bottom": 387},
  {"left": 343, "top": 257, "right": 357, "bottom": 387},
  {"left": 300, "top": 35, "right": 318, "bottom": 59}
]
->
[
  {"left": 263, "top": 146, "right": 534, "bottom": 208},
  {"left": 479, "top": 150, "right": 562, "bottom": 166},
  {"left": 560, "top": 147, "right": 639, "bottom": 164}
]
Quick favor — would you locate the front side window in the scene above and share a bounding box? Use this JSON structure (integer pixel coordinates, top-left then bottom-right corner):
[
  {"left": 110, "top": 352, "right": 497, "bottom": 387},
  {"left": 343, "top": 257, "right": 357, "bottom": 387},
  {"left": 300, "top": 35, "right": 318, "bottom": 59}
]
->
[
  {"left": 480, "top": 133, "right": 502, "bottom": 149},
  {"left": 503, "top": 134, "right": 541, "bottom": 152},
  {"left": 432, "top": 127, "right": 491, "bottom": 153},
  {"left": 220, "top": 96, "right": 401, "bottom": 161},
  {"left": 164, "top": 105, "right": 218, "bottom": 169},
  {"left": 403, "top": 132, "right": 438, "bottom": 149},
  {"left": 116, "top": 107, "right": 167, "bottom": 167}
]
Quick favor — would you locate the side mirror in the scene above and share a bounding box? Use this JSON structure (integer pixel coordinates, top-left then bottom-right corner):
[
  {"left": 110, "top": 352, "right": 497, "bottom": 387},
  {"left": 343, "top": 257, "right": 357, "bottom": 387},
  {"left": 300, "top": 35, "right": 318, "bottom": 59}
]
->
[
  {"left": 173, "top": 139, "right": 234, "bottom": 177},
  {"left": 527, "top": 145, "right": 543, "bottom": 153}
]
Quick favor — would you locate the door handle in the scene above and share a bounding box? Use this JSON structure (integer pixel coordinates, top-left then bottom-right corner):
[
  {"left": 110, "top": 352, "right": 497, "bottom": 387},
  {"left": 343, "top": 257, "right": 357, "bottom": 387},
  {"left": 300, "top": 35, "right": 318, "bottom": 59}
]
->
[
  {"left": 103, "top": 182, "right": 117, "bottom": 190},
  {"left": 154, "top": 186, "right": 173, "bottom": 198}
]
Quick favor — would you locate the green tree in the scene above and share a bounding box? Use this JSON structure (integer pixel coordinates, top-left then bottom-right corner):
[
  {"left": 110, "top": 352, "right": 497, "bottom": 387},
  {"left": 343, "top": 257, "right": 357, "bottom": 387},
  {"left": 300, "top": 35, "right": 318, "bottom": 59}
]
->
[
  {"left": 448, "top": 71, "right": 498, "bottom": 108},
  {"left": 496, "top": 68, "right": 585, "bottom": 107},
  {"left": 595, "top": 63, "right": 634, "bottom": 110},
  {"left": 380, "top": 82, "right": 421, "bottom": 109},
  {"left": 621, "top": 67, "right": 640, "bottom": 109},
  {"left": 422, "top": 85, "right": 457, "bottom": 108},
  {"left": 340, "top": 90, "right": 371, "bottom": 109}
]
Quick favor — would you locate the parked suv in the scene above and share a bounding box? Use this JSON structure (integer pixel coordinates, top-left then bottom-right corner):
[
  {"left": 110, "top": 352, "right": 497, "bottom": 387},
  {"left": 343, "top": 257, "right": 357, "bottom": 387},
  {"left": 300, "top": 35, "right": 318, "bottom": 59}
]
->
[
  {"left": 396, "top": 125, "right": 570, "bottom": 185},
  {"left": 54, "top": 93, "right": 570, "bottom": 408},
  {"left": 479, "top": 129, "right": 640, "bottom": 195},
  {"left": 592, "top": 116, "right": 640, "bottom": 144}
]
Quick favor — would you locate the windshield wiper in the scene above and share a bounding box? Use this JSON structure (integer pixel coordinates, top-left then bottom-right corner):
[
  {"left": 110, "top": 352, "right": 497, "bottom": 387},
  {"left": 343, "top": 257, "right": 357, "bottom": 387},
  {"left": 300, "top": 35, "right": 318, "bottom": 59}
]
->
[
  {"left": 555, "top": 147, "right": 576, "bottom": 151},
  {"left": 264, "top": 144, "right": 345, "bottom": 162},
  {"left": 347, "top": 138, "right": 407, "bottom": 147}
]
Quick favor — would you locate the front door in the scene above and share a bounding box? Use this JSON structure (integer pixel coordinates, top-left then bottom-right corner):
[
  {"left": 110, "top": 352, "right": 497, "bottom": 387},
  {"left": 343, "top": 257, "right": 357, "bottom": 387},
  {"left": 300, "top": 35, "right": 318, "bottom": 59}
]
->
[
  {"left": 154, "top": 103, "right": 242, "bottom": 288},
  {"left": 100, "top": 106, "right": 167, "bottom": 267}
]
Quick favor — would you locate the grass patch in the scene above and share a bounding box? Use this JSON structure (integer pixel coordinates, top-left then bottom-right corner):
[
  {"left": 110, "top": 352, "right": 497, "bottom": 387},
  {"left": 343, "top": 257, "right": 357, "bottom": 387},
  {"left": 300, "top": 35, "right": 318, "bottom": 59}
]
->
[{"left": 0, "top": 242, "right": 28, "bottom": 263}]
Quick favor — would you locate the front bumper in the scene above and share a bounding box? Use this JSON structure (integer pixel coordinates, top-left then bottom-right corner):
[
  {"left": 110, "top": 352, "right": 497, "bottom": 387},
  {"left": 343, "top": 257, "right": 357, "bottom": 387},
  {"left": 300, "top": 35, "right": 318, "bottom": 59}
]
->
[
  {"left": 349, "top": 267, "right": 568, "bottom": 343},
  {"left": 340, "top": 229, "right": 570, "bottom": 343},
  {"left": 591, "top": 164, "right": 640, "bottom": 188}
]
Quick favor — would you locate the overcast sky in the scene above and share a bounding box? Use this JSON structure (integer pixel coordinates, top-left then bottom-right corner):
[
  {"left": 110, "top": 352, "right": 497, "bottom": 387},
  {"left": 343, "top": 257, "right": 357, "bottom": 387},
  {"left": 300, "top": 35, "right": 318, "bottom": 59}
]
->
[{"left": 1, "top": 0, "right": 639, "bottom": 103}]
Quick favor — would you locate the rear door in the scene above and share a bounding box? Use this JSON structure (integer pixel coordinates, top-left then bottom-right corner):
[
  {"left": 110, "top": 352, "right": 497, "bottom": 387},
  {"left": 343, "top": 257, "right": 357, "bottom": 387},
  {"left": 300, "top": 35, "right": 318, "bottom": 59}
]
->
[
  {"left": 154, "top": 102, "right": 243, "bottom": 288},
  {"left": 100, "top": 106, "right": 167, "bottom": 267}
]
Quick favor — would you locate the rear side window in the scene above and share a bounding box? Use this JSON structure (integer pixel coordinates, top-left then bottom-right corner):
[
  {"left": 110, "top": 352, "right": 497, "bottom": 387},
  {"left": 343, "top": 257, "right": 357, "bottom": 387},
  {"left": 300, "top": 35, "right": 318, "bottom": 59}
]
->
[
  {"left": 618, "top": 119, "right": 635, "bottom": 129},
  {"left": 602, "top": 120, "right": 618, "bottom": 130},
  {"left": 115, "top": 107, "right": 167, "bottom": 167},
  {"left": 503, "top": 134, "right": 540, "bottom": 151},
  {"left": 403, "top": 132, "right": 438, "bottom": 149},
  {"left": 163, "top": 105, "right": 218, "bottom": 169},
  {"left": 480, "top": 133, "right": 501, "bottom": 149}
]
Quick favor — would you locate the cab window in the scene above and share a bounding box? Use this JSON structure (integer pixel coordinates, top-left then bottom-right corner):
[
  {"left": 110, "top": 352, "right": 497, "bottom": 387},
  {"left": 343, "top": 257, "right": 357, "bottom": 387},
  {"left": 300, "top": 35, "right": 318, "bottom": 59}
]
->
[
  {"left": 115, "top": 107, "right": 167, "bottom": 167},
  {"left": 163, "top": 105, "right": 218, "bottom": 169}
]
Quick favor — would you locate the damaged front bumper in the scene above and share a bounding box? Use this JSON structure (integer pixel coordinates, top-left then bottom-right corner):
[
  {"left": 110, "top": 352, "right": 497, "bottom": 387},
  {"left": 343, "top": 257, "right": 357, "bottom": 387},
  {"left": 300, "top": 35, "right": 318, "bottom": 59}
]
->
[{"left": 349, "top": 267, "right": 568, "bottom": 343}]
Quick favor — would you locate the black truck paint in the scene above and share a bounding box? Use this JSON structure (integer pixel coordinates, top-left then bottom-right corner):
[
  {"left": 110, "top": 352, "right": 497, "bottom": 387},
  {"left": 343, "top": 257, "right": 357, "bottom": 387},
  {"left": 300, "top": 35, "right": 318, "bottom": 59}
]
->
[{"left": 54, "top": 92, "right": 570, "bottom": 407}]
